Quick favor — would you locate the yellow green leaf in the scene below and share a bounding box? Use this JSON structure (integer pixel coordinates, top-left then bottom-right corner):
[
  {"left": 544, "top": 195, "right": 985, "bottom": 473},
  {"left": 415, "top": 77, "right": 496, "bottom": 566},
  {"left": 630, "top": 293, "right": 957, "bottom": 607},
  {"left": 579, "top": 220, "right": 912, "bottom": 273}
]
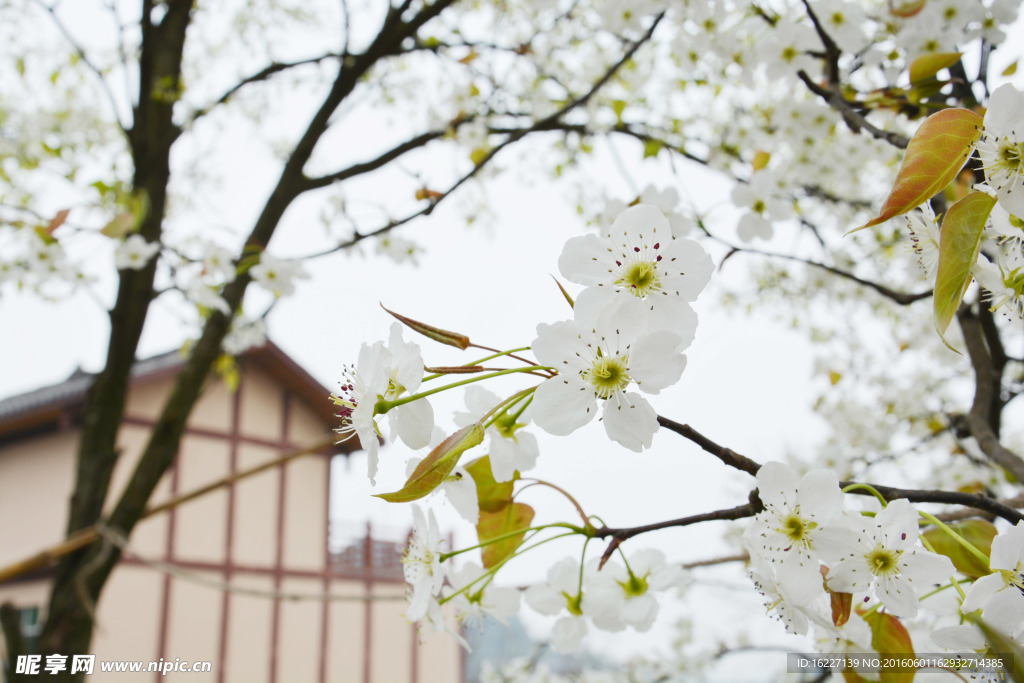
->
[
  {"left": 1002, "top": 60, "right": 1017, "bottom": 77},
  {"left": 922, "top": 519, "right": 996, "bottom": 579},
  {"left": 478, "top": 502, "right": 534, "bottom": 569},
  {"left": 214, "top": 353, "right": 240, "bottom": 391},
  {"left": 852, "top": 108, "right": 983, "bottom": 233},
  {"left": 751, "top": 150, "right": 771, "bottom": 171},
  {"left": 642, "top": 139, "right": 663, "bottom": 159},
  {"left": 909, "top": 53, "right": 962, "bottom": 84},
  {"left": 465, "top": 456, "right": 517, "bottom": 514},
  {"left": 934, "top": 192, "right": 996, "bottom": 348},
  {"left": 375, "top": 423, "right": 484, "bottom": 503}
]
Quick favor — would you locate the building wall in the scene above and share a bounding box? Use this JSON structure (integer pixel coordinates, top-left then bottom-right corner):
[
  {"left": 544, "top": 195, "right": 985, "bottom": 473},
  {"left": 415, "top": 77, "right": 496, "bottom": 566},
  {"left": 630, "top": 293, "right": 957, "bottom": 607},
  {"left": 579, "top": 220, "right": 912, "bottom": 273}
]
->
[{"left": 0, "top": 359, "right": 462, "bottom": 683}]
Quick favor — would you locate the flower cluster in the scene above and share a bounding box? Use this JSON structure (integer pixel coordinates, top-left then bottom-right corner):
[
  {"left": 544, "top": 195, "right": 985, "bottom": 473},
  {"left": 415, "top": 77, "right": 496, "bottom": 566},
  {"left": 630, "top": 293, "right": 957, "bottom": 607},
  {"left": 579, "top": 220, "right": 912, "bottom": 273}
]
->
[
  {"left": 743, "top": 462, "right": 956, "bottom": 640},
  {"left": 532, "top": 204, "right": 713, "bottom": 450}
]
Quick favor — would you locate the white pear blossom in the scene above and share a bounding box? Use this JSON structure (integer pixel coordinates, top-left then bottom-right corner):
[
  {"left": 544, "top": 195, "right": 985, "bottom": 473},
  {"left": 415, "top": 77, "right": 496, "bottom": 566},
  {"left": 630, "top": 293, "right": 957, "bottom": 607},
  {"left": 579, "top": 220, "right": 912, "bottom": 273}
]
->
[
  {"left": 977, "top": 84, "right": 1024, "bottom": 218},
  {"left": 749, "top": 551, "right": 832, "bottom": 635},
  {"left": 972, "top": 254, "right": 1024, "bottom": 318},
  {"left": 558, "top": 204, "right": 713, "bottom": 340},
  {"left": 906, "top": 202, "right": 941, "bottom": 286},
  {"left": 960, "top": 521, "right": 1024, "bottom": 615},
  {"left": 185, "top": 279, "right": 231, "bottom": 315},
  {"left": 250, "top": 252, "right": 309, "bottom": 297},
  {"left": 453, "top": 385, "right": 539, "bottom": 483},
  {"left": 825, "top": 499, "right": 956, "bottom": 618},
  {"left": 222, "top": 316, "right": 267, "bottom": 356},
  {"left": 531, "top": 297, "right": 687, "bottom": 451},
  {"left": 403, "top": 505, "right": 446, "bottom": 622},
  {"left": 743, "top": 462, "right": 844, "bottom": 596},
  {"left": 333, "top": 323, "right": 434, "bottom": 484},
  {"left": 594, "top": 550, "right": 690, "bottom": 633},
  {"left": 200, "top": 242, "right": 237, "bottom": 284},
  {"left": 114, "top": 234, "right": 161, "bottom": 270},
  {"left": 444, "top": 562, "right": 520, "bottom": 626},
  {"left": 525, "top": 557, "right": 589, "bottom": 653}
]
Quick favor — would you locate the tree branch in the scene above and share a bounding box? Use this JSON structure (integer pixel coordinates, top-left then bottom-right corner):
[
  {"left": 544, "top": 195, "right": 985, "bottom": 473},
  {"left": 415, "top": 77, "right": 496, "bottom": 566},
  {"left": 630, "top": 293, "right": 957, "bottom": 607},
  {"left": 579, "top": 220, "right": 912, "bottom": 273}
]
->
[
  {"left": 958, "top": 305, "right": 1024, "bottom": 483},
  {"left": 187, "top": 53, "right": 344, "bottom": 124},
  {"left": 720, "top": 243, "right": 932, "bottom": 306},
  {"left": 657, "top": 417, "right": 1024, "bottom": 524},
  {"left": 797, "top": 70, "right": 909, "bottom": 149}
]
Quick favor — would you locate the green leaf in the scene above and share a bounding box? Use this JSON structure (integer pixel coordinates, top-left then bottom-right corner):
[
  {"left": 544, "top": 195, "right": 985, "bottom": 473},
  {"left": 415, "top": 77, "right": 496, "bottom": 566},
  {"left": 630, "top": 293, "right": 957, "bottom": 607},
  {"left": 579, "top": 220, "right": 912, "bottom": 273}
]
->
[
  {"left": 1002, "top": 60, "right": 1018, "bottom": 77},
  {"left": 465, "top": 456, "right": 516, "bottom": 513},
  {"left": 863, "top": 611, "right": 915, "bottom": 683},
  {"left": 934, "top": 191, "right": 996, "bottom": 348},
  {"left": 375, "top": 423, "right": 484, "bottom": 503},
  {"left": 852, "top": 108, "right": 983, "bottom": 233},
  {"left": 909, "top": 53, "right": 963, "bottom": 84},
  {"left": 381, "top": 305, "right": 471, "bottom": 350},
  {"left": 642, "top": 138, "right": 663, "bottom": 159},
  {"left": 477, "top": 502, "right": 534, "bottom": 569},
  {"left": 611, "top": 99, "right": 626, "bottom": 124},
  {"left": 921, "top": 519, "right": 996, "bottom": 579}
]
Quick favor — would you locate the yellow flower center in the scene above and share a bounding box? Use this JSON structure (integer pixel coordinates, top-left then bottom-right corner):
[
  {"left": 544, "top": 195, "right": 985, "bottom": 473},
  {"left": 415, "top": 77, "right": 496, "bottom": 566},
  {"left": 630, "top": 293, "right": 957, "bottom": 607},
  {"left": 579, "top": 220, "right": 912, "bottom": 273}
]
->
[
  {"left": 617, "top": 260, "right": 662, "bottom": 298},
  {"left": 584, "top": 355, "right": 631, "bottom": 399},
  {"left": 865, "top": 546, "right": 901, "bottom": 577}
]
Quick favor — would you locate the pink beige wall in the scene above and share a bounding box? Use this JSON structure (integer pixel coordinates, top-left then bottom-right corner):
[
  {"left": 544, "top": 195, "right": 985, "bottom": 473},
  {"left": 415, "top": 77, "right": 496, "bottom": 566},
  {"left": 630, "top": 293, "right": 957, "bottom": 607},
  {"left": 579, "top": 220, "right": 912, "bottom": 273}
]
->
[{"left": 0, "top": 362, "right": 461, "bottom": 683}]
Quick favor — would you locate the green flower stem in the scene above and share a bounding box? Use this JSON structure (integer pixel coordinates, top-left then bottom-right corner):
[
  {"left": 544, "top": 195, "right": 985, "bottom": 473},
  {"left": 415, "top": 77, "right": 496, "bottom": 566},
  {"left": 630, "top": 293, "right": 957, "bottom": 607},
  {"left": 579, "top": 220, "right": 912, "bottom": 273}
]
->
[
  {"left": 918, "top": 510, "right": 991, "bottom": 570},
  {"left": 508, "top": 394, "right": 533, "bottom": 423},
  {"left": 422, "top": 347, "right": 536, "bottom": 382},
  {"left": 438, "top": 530, "right": 581, "bottom": 606},
  {"left": 376, "top": 366, "right": 552, "bottom": 414},
  {"left": 439, "top": 522, "right": 585, "bottom": 562},
  {"left": 482, "top": 387, "right": 537, "bottom": 429},
  {"left": 577, "top": 537, "right": 594, "bottom": 595},
  {"left": 841, "top": 483, "right": 888, "bottom": 506}
]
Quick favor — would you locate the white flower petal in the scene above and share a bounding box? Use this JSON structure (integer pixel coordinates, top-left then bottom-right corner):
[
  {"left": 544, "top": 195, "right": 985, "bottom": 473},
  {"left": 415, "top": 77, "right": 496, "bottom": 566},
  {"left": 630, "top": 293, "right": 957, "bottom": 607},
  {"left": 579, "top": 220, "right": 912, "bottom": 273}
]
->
[
  {"left": 558, "top": 233, "right": 618, "bottom": 286},
  {"left": 628, "top": 331, "right": 687, "bottom": 394},
  {"left": 601, "top": 391, "right": 658, "bottom": 451},
  {"left": 532, "top": 375, "right": 596, "bottom": 436}
]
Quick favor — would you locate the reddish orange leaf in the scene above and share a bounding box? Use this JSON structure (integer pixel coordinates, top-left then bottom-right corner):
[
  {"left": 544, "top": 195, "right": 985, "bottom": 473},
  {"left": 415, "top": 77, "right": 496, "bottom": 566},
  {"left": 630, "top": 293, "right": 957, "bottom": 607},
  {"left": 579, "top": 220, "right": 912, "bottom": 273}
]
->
[
  {"left": 889, "top": 0, "right": 926, "bottom": 17},
  {"left": 415, "top": 188, "right": 443, "bottom": 201},
  {"left": 863, "top": 611, "right": 915, "bottom": 683},
  {"left": 381, "top": 304, "right": 471, "bottom": 350},
  {"left": 46, "top": 209, "right": 70, "bottom": 236},
  {"left": 852, "top": 108, "right": 982, "bottom": 233}
]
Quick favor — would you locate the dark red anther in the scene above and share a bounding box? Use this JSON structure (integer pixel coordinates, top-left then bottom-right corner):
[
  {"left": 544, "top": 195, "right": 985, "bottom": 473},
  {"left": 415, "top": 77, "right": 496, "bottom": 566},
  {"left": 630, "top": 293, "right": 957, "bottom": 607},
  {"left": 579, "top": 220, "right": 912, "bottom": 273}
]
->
[
  {"left": 615, "top": 260, "right": 622, "bottom": 266},
  {"left": 634, "top": 246, "right": 640, "bottom": 252},
  {"left": 901, "top": 533, "right": 906, "bottom": 540},
  {"left": 656, "top": 255, "right": 662, "bottom": 261},
  {"left": 653, "top": 242, "right": 660, "bottom": 249}
]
